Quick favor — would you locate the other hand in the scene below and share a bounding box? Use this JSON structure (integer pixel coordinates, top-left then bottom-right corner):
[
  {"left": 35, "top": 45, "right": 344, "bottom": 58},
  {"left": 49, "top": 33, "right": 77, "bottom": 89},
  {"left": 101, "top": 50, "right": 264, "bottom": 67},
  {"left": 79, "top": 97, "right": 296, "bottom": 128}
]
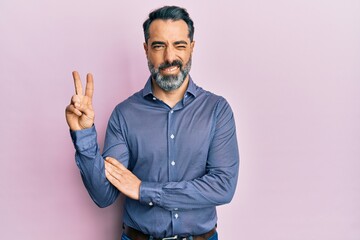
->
[{"left": 105, "top": 157, "right": 141, "bottom": 200}]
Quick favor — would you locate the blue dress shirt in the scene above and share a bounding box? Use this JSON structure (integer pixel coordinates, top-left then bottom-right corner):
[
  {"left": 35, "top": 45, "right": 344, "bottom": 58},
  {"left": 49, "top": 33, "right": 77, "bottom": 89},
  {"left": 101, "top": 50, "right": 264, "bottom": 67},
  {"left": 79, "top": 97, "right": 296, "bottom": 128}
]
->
[{"left": 70, "top": 77, "right": 239, "bottom": 238}]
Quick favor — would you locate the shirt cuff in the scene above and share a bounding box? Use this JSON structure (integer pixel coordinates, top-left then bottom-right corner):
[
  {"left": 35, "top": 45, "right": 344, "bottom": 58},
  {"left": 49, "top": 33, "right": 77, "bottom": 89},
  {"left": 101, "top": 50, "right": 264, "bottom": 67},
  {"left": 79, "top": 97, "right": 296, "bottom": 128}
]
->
[
  {"left": 139, "top": 181, "right": 163, "bottom": 207},
  {"left": 70, "top": 125, "right": 97, "bottom": 152}
]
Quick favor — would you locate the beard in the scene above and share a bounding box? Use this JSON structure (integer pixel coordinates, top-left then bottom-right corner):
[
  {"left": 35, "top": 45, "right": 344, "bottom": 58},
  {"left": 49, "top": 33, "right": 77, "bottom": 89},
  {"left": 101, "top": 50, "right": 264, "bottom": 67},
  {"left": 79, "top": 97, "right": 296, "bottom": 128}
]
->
[{"left": 148, "top": 57, "right": 192, "bottom": 92}]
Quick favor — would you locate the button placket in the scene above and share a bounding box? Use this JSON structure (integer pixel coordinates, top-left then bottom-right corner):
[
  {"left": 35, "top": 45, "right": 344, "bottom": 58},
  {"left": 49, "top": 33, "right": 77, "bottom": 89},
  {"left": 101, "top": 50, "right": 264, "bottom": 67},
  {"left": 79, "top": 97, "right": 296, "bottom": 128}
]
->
[{"left": 168, "top": 108, "right": 177, "bottom": 183}]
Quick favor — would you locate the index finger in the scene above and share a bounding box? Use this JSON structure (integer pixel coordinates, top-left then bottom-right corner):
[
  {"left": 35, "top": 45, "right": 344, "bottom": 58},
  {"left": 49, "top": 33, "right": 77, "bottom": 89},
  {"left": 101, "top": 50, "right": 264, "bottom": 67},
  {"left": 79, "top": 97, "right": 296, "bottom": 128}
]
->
[
  {"left": 72, "top": 71, "right": 83, "bottom": 95},
  {"left": 85, "top": 73, "right": 94, "bottom": 98},
  {"left": 105, "top": 157, "right": 127, "bottom": 170}
]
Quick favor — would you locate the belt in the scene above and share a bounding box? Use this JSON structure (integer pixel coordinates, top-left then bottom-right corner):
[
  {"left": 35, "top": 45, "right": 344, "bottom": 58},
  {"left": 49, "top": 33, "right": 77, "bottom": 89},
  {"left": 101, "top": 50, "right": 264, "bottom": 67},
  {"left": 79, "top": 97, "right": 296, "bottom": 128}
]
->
[{"left": 123, "top": 225, "right": 217, "bottom": 240}]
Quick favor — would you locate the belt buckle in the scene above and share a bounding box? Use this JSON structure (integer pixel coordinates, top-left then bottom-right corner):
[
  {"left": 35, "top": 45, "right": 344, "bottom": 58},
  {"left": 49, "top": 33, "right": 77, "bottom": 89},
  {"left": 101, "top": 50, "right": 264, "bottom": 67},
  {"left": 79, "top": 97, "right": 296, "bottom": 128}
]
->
[{"left": 162, "top": 236, "right": 178, "bottom": 240}]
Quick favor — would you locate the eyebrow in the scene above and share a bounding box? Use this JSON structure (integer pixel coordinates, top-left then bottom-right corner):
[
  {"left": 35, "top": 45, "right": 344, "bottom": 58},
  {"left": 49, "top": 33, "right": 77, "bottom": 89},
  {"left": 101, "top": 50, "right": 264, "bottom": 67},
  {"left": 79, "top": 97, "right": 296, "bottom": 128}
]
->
[
  {"left": 151, "top": 40, "right": 188, "bottom": 46},
  {"left": 151, "top": 41, "right": 166, "bottom": 46},
  {"left": 174, "top": 41, "right": 188, "bottom": 45}
]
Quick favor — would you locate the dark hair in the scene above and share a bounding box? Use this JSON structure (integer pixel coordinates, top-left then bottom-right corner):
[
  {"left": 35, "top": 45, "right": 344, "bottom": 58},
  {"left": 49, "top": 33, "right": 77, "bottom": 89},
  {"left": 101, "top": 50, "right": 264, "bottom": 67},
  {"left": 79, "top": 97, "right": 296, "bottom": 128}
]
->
[{"left": 143, "top": 6, "right": 195, "bottom": 43}]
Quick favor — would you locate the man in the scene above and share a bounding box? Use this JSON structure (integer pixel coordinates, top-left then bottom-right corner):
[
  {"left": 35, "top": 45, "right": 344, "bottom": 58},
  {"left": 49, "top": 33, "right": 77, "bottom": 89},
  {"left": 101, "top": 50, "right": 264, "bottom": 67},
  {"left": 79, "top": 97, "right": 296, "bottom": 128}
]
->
[{"left": 66, "top": 6, "right": 239, "bottom": 240}]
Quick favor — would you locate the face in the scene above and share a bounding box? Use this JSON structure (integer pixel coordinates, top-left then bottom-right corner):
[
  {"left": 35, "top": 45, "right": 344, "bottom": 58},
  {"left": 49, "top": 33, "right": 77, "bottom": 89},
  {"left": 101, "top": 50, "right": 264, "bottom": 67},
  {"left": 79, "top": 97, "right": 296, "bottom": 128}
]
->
[{"left": 144, "top": 19, "right": 195, "bottom": 91}]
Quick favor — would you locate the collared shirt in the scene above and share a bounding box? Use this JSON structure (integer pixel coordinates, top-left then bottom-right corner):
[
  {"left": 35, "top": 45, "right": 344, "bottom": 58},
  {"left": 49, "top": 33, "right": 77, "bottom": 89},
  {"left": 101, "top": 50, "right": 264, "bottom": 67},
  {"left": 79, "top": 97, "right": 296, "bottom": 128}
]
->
[{"left": 70, "top": 76, "right": 239, "bottom": 238}]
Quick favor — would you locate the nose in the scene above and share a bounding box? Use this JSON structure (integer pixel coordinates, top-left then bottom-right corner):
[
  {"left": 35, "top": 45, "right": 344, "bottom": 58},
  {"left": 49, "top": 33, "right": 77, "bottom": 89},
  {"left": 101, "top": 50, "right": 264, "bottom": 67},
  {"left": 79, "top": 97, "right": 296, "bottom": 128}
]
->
[{"left": 164, "top": 46, "right": 176, "bottom": 63}]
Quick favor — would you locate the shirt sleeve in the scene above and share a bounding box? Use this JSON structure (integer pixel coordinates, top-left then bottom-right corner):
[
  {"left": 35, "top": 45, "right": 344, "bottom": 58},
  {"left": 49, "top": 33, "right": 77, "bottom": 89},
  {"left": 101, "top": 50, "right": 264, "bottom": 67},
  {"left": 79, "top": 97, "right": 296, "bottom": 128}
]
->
[
  {"left": 70, "top": 107, "right": 129, "bottom": 208},
  {"left": 138, "top": 98, "right": 240, "bottom": 211}
]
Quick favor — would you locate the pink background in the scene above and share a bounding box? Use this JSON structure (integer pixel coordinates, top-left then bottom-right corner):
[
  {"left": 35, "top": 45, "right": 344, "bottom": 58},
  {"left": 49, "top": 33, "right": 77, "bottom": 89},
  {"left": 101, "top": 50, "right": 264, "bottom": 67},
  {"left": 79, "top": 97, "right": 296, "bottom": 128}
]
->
[{"left": 1, "top": 0, "right": 359, "bottom": 239}]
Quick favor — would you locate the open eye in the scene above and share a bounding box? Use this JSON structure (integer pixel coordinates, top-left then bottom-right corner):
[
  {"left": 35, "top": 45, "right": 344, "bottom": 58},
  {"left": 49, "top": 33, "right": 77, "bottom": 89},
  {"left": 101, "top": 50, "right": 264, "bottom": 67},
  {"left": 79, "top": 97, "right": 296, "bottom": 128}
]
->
[{"left": 153, "top": 45, "right": 165, "bottom": 50}]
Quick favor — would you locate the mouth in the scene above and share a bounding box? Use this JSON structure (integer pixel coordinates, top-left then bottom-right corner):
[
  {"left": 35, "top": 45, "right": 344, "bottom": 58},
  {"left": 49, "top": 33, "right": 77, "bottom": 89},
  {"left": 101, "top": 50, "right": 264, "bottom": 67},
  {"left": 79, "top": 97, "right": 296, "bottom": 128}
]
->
[{"left": 160, "top": 66, "right": 180, "bottom": 74}]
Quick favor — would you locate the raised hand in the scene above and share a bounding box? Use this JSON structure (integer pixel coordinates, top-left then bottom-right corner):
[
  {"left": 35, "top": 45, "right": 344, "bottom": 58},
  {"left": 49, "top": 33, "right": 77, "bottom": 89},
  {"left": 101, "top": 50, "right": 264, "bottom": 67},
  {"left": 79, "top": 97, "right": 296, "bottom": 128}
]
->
[{"left": 65, "top": 71, "right": 95, "bottom": 131}]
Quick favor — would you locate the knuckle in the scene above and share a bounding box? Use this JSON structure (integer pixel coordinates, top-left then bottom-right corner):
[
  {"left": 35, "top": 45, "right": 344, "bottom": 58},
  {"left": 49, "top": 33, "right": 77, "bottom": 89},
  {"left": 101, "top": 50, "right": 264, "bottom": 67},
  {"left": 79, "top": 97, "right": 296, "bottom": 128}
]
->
[
  {"left": 66, "top": 105, "right": 75, "bottom": 112},
  {"left": 71, "top": 95, "right": 81, "bottom": 103}
]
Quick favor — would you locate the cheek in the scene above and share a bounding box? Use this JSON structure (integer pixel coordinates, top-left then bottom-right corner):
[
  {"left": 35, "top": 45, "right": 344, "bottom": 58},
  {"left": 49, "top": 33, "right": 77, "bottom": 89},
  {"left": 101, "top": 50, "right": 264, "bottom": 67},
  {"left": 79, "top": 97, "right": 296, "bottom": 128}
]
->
[
  {"left": 181, "top": 54, "right": 191, "bottom": 64},
  {"left": 181, "top": 50, "right": 192, "bottom": 61},
  {"left": 148, "top": 54, "right": 164, "bottom": 67}
]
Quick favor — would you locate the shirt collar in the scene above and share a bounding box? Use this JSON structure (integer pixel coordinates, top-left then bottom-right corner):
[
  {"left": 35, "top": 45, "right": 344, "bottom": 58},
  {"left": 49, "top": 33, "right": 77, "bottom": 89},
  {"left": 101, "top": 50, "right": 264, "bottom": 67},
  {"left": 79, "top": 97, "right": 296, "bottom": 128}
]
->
[
  {"left": 142, "top": 76, "right": 153, "bottom": 98},
  {"left": 142, "top": 75, "right": 198, "bottom": 98}
]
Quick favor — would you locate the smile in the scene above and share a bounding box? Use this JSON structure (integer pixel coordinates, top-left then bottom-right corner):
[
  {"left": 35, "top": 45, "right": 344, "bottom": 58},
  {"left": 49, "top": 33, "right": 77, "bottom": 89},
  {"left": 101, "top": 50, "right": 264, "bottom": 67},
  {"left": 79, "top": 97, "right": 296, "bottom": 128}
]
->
[{"left": 161, "top": 66, "right": 179, "bottom": 73}]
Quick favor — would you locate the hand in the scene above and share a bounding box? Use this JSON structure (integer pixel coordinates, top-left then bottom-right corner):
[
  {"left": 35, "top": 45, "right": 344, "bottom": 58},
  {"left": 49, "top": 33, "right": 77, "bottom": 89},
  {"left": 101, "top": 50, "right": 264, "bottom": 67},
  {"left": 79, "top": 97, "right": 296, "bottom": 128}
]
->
[
  {"left": 65, "top": 71, "right": 95, "bottom": 131},
  {"left": 104, "top": 157, "right": 141, "bottom": 200}
]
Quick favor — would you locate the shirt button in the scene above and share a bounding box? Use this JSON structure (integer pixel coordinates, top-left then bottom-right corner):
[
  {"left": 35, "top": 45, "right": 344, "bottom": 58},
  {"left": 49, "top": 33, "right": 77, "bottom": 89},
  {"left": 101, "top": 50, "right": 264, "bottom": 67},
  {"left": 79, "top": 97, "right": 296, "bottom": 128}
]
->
[
  {"left": 170, "top": 110, "right": 174, "bottom": 113},
  {"left": 174, "top": 213, "right": 179, "bottom": 219},
  {"left": 152, "top": 97, "right": 156, "bottom": 101},
  {"left": 170, "top": 134, "right": 175, "bottom": 139},
  {"left": 149, "top": 202, "right": 153, "bottom": 206},
  {"left": 171, "top": 161, "right": 175, "bottom": 166}
]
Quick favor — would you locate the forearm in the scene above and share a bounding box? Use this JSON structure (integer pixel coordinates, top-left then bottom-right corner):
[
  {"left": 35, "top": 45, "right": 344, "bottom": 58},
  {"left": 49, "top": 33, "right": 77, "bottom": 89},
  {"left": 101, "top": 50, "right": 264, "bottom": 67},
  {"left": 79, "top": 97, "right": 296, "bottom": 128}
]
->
[
  {"left": 71, "top": 126, "right": 119, "bottom": 208},
  {"left": 139, "top": 165, "right": 238, "bottom": 210}
]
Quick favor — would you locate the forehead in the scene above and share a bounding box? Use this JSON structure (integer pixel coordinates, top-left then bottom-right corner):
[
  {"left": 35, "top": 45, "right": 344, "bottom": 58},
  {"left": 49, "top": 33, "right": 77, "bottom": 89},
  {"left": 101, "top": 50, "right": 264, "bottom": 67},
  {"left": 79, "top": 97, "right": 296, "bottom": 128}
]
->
[{"left": 148, "top": 19, "right": 189, "bottom": 42}]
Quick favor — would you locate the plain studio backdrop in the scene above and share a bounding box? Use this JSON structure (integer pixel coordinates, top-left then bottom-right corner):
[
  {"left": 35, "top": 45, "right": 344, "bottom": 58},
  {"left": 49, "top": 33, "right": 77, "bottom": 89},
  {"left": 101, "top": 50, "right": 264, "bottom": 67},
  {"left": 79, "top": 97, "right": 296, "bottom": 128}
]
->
[{"left": 0, "top": 0, "right": 359, "bottom": 239}]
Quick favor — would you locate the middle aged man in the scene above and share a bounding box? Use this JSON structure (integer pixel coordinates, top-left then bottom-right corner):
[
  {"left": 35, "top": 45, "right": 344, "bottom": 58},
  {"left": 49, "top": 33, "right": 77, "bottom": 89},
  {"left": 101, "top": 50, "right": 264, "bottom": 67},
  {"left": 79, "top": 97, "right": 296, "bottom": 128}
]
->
[{"left": 66, "top": 6, "right": 239, "bottom": 240}]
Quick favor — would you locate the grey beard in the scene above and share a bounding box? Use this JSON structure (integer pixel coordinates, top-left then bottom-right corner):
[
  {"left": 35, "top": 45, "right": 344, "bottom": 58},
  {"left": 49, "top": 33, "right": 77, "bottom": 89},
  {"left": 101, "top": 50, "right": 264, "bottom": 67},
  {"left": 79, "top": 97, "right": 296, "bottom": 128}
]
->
[{"left": 148, "top": 58, "right": 192, "bottom": 92}]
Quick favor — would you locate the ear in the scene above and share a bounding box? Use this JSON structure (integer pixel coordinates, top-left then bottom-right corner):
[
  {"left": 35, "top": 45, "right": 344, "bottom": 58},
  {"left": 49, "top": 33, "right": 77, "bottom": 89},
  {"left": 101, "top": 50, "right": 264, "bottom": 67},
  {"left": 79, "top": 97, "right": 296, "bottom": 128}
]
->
[
  {"left": 190, "top": 41, "right": 195, "bottom": 53},
  {"left": 143, "top": 42, "right": 148, "bottom": 57}
]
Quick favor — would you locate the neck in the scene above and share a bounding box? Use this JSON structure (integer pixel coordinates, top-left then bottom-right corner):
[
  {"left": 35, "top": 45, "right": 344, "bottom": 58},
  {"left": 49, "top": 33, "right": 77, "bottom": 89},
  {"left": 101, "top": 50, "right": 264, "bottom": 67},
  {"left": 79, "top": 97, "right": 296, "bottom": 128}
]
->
[{"left": 152, "top": 76, "right": 189, "bottom": 108}]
